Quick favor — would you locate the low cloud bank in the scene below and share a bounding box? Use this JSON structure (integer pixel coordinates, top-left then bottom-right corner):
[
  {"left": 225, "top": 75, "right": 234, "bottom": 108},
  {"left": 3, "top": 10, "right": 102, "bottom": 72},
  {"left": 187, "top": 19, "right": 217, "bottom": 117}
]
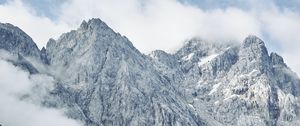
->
[{"left": 0, "top": 59, "right": 82, "bottom": 126}]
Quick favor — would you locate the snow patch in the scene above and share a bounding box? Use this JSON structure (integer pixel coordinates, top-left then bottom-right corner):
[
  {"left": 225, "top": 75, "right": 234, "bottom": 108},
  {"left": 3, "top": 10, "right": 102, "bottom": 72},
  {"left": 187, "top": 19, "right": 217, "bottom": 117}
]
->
[
  {"left": 248, "top": 69, "right": 260, "bottom": 77},
  {"left": 214, "top": 100, "right": 220, "bottom": 106},
  {"left": 223, "top": 94, "right": 239, "bottom": 101},
  {"left": 182, "top": 53, "right": 194, "bottom": 61},
  {"left": 209, "top": 83, "right": 221, "bottom": 95},
  {"left": 188, "top": 103, "right": 196, "bottom": 111}
]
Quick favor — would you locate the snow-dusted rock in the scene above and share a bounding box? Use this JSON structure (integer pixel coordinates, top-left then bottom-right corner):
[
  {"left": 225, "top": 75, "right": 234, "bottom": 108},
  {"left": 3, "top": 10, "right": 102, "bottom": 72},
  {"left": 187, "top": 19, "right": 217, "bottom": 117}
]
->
[
  {"left": 151, "top": 35, "right": 300, "bottom": 126},
  {"left": 1, "top": 19, "right": 300, "bottom": 126},
  {"left": 44, "top": 18, "right": 206, "bottom": 126}
]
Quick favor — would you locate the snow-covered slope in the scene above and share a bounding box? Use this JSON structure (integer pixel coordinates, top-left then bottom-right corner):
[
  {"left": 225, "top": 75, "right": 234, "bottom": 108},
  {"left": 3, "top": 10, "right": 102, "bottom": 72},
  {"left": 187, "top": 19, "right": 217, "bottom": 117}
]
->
[
  {"left": 1, "top": 18, "right": 300, "bottom": 126},
  {"left": 151, "top": 36, "right": 300, "bottom": 126}
]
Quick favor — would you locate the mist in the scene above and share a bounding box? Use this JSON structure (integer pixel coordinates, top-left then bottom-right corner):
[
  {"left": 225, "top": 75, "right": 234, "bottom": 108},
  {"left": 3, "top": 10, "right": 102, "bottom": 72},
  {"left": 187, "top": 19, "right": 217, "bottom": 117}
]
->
[
  {"left": 0, "top": 59, "right": 82, "bottom": 126},
  {"left": 0, "top": 0, "right": 299, "bottom": 75}
]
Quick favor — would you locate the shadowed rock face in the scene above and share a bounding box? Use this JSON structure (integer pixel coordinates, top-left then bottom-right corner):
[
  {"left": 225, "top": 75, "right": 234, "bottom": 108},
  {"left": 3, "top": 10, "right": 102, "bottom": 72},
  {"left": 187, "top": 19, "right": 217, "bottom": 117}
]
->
[
  {"left": 0, "top": 23, "right": 42, "bottom": 73},
  {"left": 0, "top": 23, "right": 40, "bottom": 58},
  {"left": 1, "top": 18, "right": 300, "bottom": 126}
]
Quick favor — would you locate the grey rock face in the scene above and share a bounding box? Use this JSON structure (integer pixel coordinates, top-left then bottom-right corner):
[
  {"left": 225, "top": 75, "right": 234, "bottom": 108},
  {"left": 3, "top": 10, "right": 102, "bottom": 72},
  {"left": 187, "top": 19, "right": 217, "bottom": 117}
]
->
[
  {"left": 0, "top": 23, "right": 40, "bottom": 58},
  {"left": 1, "top": 19, "right": 300, "bottom": 126},
  {"left": 44, "top": 18, "right": 206, "bottom": 126},
  {"left": 0, "top": 23, "right": 43, "bottom": 73},
  {"left": 149, "top": 50, "right": 179, "bottom": 69},
  {"left": 151, "top": 35, "right": 300, "bottom": 126},
  {"left": 270, "top": 52, "right": 286, "bottom": 67}
]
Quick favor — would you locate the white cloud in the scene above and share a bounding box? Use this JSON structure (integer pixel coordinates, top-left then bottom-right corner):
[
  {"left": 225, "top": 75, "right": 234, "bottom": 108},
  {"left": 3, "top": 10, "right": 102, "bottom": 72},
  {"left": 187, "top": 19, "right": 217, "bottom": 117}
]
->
[
  {"left": 260, "top": 9, "right": 300, "bottom": 76},
  {"left": 0, "top": 0, "right": 70, "bottom": 48},
  {"left": 57, "top": 0, "right": 261, "bottom": 53},
  {"left": 0, "top": 0, "right": 299, "bottom": 75},
  {"left": 0, "top": 59, "right": 82, "bottom": 126},
  {"left": 57, "top": 0, "right": 300, "bottom": 75}
]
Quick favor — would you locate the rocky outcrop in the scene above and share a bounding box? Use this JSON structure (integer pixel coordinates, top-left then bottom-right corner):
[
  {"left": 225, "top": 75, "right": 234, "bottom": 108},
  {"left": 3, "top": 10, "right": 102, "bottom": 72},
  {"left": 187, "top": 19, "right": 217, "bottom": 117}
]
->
[{"left": 1, "top": 19, "right": 300, "bottom": 126}]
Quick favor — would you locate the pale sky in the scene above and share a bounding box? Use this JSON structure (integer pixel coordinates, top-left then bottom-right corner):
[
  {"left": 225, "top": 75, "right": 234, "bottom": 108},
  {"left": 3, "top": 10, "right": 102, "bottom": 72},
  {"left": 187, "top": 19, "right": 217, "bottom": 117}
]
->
[{"left": 0, "top": 0, "right": 300, "bottom": 75}]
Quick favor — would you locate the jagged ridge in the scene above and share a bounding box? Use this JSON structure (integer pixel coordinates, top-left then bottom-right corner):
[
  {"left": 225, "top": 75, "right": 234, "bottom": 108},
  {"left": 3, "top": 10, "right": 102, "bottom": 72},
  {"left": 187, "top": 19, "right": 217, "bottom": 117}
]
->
[{"left": 0, "top": 18, "right": 300, "bottom": 126}]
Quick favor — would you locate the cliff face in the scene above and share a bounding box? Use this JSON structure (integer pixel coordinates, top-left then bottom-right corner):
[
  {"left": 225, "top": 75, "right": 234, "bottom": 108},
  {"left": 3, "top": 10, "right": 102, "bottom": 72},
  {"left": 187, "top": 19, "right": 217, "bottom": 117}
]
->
[
  {"left": 1, "top": 18, "right": 300, "bottom": 126},
  {"left": 151, "top": 36, "right": 300, "bottom": 126},
  {"left": 0, "top": 23, "right": 40, "bottom": 58},
  {"left": 43, "top": 18, "right": 205, "bottom": 126}
]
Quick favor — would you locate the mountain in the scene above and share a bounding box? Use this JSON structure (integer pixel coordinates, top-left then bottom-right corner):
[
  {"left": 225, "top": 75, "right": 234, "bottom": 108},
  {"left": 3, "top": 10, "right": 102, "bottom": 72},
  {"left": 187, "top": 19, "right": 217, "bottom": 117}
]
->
[
  {"left": 0, "top": 23, "right": 42, "bottom": 73},
  {"left": 0, "top": 18, "right": 300, "bottom": 126},
  {"left": 0, "top": 23, "right": 40, "bottom": 57},
  {"left": 151, "top": 36, "right": 300, "bottom": 126},
  {"left": 43, "top": 18, "right": 206, "bottom": 126}
]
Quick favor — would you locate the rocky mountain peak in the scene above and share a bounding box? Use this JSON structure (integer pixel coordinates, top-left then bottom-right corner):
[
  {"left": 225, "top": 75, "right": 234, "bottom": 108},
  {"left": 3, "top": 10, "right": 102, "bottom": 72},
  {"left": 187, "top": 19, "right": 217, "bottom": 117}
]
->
[
  {"left": 175, "top": 38, "right": 231, "bottom": 61},
  {"left": 242, "top": 35, "right": 265, "bottom": 47},
  {"left": 1, "top": 18, "right": 300, "bottom": 126},
  {"left": 46, "top": 38, "right": 56, "bottom": 49},
  {"left": 270, "top": 52, "right": 286, "bottom": 66},
  {"left": 0, "top": 23, "right": 40, "bottom": 58},
  {"left": 241, "top": 35, "right": 268, "bottom": 55},
  {"left": 149, "top": 50, "right": 169, "bottom": 59},
  {"left": 40, "top": 18, "right": 207, "bottom": 126},
  {"left": 79, "top": 18, "right": 110, "bottom": 31},
  {"left": 79, "top": 20, "right": 88, "bottom": 29},
  {"left": 149, "top": 50, "right": 179, "bottom": 68},
  {"left": 238, "top": 35, "right": 270, "bottom": 72},
  {"left": 45, "top": 18, "right": 138, "bottom": 68}
]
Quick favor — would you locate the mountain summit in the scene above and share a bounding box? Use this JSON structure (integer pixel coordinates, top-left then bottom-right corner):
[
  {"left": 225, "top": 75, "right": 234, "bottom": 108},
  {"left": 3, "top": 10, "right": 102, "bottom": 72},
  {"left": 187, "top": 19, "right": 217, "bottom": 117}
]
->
[
  {"left": 0, "top": 23, "right": 40, "bottom": 57},
  {"left": 0, "top": 18, "right": 300, "bottom": 126},
  {"left": 44, "top": 18, "right": 205, "bottom": 126}
]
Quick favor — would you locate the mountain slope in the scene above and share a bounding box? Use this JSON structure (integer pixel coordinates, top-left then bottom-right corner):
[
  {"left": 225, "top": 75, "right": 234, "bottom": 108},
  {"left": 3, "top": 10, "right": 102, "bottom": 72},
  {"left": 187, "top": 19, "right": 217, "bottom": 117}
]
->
[
  {"left": 43, "top": 18, "right": 207, "bottom": 126},
  {"left": 151, "top": 36, "right": 300, "bottom": 126},
  {"left": 1, "top": 18, "right": 300, "bottom": 126},
  {"left": 0, "top": 23, "right": 43, "bottom": 73}
]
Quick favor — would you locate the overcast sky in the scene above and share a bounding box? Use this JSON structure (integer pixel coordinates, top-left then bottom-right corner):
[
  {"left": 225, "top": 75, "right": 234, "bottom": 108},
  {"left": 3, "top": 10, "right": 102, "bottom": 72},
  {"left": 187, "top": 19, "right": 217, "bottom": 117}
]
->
[{"left": 0, "top": 0, "right": 299, "bottom": 75}]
